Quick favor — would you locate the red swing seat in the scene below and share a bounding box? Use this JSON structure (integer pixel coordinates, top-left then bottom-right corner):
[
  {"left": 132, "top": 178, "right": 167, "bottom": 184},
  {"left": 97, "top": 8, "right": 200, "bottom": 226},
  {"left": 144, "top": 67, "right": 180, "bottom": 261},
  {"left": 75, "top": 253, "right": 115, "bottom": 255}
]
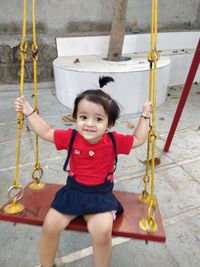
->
[{"left": 0, "top": 183, "right": 166, "bottom": 242}]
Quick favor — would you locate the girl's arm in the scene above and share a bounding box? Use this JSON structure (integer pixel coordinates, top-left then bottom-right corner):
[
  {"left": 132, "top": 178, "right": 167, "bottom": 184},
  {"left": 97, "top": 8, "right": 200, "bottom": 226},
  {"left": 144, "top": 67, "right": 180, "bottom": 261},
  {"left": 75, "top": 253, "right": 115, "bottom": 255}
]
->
[
  {"left": 132, "top": 101, "right": 152, "bottom": 148},
  {"left": 15, "top": 95, "right": 54, "bottom": 143}
]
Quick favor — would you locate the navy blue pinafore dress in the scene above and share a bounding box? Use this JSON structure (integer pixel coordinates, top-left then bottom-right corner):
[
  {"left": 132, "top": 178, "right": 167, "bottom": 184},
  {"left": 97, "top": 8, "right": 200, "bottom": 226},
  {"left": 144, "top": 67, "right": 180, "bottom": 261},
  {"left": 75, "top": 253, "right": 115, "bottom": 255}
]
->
[{"left": 51, "top": 130, "right": 123, "bottom": 216}]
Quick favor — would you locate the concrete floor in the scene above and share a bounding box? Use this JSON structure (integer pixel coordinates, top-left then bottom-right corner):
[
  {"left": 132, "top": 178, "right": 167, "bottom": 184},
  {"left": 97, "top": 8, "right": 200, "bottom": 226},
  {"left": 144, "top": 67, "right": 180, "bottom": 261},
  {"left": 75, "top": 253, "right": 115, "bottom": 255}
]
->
[{"left": 0, "top": 81, "right": 200, "bottom": 267}]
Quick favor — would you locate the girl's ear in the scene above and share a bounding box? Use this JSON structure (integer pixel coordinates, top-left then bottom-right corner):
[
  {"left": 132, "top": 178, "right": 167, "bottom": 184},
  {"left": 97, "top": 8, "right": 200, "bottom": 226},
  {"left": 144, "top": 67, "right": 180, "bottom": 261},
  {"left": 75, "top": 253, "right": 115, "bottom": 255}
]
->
[{"left": 106, "top": 125, "right": 111, "bottom": 132}]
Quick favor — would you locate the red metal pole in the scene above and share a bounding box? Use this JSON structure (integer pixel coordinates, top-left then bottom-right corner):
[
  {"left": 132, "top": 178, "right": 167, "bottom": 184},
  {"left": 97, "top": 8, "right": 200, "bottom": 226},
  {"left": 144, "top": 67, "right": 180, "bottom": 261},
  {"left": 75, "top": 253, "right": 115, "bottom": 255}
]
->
[{"left": 163, "top": 39, "right": 200, "bottom": 152}]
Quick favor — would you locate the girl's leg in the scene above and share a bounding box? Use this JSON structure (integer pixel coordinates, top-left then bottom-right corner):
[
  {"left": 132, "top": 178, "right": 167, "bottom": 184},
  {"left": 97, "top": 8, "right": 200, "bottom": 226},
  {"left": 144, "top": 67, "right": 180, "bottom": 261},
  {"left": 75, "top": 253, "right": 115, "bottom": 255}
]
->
[
  {"left": 84, "top": 212, "right": 114, "bottom": 267},
  {"left": 40, "top": 208, "right": 76, "bottom": 267}
]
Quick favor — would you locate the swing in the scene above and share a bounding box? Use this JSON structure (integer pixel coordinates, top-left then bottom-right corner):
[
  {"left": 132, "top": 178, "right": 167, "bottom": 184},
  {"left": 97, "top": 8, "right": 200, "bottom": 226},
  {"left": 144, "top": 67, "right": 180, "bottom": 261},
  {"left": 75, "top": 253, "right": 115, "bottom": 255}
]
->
[{"left": 0, "top": 0, "right": 166, "bottom": 243}]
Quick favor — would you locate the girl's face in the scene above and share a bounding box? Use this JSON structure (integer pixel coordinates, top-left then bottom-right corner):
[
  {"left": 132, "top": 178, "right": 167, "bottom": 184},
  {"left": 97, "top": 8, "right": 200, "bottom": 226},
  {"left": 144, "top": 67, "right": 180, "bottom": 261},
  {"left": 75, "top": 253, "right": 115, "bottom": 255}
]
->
[{"left": 76, "top": 99, "right": 109, "bottom": 144}]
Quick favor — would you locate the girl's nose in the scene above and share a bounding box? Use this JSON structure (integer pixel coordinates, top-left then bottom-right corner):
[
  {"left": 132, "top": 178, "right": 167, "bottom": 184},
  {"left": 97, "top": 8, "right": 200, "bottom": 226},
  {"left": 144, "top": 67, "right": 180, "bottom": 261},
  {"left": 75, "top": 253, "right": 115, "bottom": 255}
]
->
[{"left": 86, "top": 118, "right": 94, "bottom": 126}]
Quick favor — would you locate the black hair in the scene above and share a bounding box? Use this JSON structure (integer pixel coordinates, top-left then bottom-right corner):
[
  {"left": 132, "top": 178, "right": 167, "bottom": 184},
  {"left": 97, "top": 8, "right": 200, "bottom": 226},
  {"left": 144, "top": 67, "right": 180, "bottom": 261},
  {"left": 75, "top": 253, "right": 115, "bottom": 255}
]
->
[{"left": 72, "top": 76, "right": 120, "bottom": 127}]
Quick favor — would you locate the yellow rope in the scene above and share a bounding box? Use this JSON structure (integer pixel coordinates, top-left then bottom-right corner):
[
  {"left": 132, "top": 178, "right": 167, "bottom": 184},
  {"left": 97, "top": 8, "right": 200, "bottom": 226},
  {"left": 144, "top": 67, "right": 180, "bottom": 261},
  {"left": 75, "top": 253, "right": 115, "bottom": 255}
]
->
[
  {"left": 29, "top": 0, "right": 45, "bottom": 190},
  {"left": 32, "top": 0, "right": 39, "bottom": 167},
  {"left": 4, "top": 0, "right": 27, "bottom": 214},
  {"left": 139, "top": 0, "right": 160, "bottom": 232},
  {"left": 14, "top": 0, "right": 27, "bottom": 188},
  {"left": 149, "top": 0, "right": 159, "bottom": 198},
  {"left": 5, "top": 0, "right": 44, "bottom": 212}
]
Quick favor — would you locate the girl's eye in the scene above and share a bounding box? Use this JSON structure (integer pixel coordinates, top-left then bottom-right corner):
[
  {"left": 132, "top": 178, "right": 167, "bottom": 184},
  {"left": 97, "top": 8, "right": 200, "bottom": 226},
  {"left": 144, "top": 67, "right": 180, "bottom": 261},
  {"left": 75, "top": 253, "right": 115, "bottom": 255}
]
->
[
  {"left": 96, "top": 117, "right": 103, "bottom": 122},
  {"left": 80, "top": 115, "right": 87, "bottom": 120}
]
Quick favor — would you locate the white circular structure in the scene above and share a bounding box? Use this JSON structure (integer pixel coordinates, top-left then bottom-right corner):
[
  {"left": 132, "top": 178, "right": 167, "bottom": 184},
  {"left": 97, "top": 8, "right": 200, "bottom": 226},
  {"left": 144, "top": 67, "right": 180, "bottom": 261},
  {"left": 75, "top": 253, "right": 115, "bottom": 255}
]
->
[
  {"left": 53, "top": 55, "right": 170, "bottom": 114},
  {"left": 53, "top": 32, "right": 200, "bottom": 114}
]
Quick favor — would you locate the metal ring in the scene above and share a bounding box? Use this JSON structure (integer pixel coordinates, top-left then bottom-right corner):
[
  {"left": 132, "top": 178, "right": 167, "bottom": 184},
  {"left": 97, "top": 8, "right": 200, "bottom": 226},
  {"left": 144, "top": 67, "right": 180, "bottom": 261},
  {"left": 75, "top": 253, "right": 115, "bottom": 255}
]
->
[
  {"left": 147, "top": 50, "right": 157, "bottom": 63},
  {"left": 7, "top": 185, "right": 24, "bottom": 202},
  {"left": 149, "top": 133, "right": 157, "bottom": 143},
  {"left": 147, "top": 196, "right": 157, "bottom": 220},
  {"left": 143, "top": 174, "right": 150, "bottom": 184},
  {"left": 20, "top": 41, "right": 28, "bottom": 54},
  {"left": 32, "top": 166, "right": 43, "bottom": 182},
  {"left": 32, "top": 45, "right": 38, "bottom": 60},
  {"left": 142, "top": 190, "right": 149, "bottom": 200}
]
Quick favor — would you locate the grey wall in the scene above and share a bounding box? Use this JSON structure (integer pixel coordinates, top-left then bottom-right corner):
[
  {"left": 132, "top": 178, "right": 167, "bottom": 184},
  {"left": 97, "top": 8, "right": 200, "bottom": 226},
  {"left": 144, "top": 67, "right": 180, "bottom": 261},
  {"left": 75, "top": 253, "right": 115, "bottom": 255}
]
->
[{"left": 0, "top": 0, "right": 200, "bottom": 83}]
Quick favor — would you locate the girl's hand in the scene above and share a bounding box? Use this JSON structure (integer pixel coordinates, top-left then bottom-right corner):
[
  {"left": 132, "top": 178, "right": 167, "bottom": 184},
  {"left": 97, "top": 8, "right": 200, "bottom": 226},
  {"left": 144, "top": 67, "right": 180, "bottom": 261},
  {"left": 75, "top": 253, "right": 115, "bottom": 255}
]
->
[
  {"left": 142, "top": 101, "right": 152, "bottom": 117},
  {"left": 15, "top": 95, "right": 34, "bottom": 116}
]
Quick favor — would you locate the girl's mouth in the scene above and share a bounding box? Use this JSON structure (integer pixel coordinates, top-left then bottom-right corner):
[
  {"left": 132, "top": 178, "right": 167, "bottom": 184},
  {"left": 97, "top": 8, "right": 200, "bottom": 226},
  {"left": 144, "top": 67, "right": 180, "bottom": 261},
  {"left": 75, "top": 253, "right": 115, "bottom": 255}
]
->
[{"left": 83, "top": 129, "right": 96, "bottom": 134}]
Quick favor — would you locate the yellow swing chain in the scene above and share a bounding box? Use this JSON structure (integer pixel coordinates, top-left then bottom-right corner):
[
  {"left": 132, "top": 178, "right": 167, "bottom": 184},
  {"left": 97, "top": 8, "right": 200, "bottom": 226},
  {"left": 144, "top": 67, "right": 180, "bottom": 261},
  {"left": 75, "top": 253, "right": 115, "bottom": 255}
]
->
[
  {"left": 29, "top": 0, "right": 45, "bottom": 190},
  {"left": 3, "top": 0, "right": 28, "bottom": 214},
  {"left": 139, "top": 0, "right": 160, "bottom": 232},
  {"left": 4, "top": 0, "right": 45, "bottom": 215}
]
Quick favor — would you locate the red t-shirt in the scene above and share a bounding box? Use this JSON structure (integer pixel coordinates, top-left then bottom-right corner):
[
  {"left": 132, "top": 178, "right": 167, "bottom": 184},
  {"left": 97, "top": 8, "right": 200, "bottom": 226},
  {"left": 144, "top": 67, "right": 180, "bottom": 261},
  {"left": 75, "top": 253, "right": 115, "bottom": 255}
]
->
[{"left": 54, "top": 129, "right": 134, "bottom": 185}]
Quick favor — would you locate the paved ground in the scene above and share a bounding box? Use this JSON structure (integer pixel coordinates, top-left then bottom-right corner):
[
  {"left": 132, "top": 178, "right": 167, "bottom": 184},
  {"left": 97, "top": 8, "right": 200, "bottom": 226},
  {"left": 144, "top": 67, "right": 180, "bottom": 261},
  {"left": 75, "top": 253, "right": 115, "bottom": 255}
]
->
[{"left": 0, "top": 81, "right": 200, "bottom": 267}]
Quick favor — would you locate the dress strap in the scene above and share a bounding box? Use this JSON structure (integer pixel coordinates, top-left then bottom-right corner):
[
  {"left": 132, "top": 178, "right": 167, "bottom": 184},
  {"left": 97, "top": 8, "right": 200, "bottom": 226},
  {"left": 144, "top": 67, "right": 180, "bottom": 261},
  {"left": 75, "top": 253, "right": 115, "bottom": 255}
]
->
[
  {"left": 63, "top": 129, "right": 77, "bottom": 172},
  {"left": 107, "top": 132, "right": 118, "bottom": 175}
]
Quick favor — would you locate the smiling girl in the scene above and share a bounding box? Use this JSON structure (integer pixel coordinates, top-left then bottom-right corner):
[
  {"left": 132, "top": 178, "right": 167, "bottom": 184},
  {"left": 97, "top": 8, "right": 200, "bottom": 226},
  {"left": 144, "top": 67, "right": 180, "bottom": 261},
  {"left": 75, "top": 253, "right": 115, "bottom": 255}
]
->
[{"left": 15, "top": 77, "right": 151, "bottom": 267}]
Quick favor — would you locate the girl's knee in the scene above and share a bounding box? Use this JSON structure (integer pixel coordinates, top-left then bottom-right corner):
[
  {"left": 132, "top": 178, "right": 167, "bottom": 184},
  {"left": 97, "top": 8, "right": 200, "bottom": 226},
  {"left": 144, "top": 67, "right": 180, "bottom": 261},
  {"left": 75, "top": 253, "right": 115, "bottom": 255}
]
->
[
  {"left": 42, "top": 208, "right": 74, "bottom": 234},
  {"left": 86, "top": 212, "right": 113, "bottom": 243},
  {"left": 92, "top": 222, "right": 113, "bottom": 244},
  {"left": 42, "top": 218, "right": 61, "bottom": 236},
  {"left": 101, "top": 223, "right": 112, "bottom": 236}
]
